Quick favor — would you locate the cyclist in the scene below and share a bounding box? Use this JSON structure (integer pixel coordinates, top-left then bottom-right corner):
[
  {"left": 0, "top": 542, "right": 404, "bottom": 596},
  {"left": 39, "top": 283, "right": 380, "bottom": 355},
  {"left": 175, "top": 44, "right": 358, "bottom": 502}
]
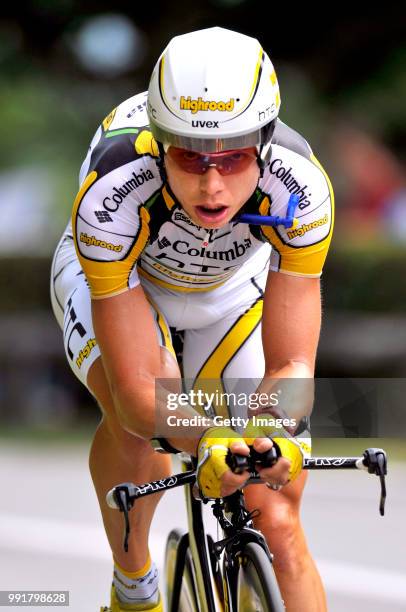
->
[{"left": 51, "top": 27, "right": 333, "bottom": 611}]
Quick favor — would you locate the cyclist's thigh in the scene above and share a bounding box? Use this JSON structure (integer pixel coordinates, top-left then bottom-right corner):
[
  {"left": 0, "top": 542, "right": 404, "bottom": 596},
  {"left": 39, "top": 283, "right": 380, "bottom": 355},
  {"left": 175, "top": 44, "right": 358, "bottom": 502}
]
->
[
  {"left": 50, "top": 229, "right": 177, "bottom": 395},
  {"left": 181, "top": 271, "right": 266, "bottom": 421},
  {"left": 180, "top": 259, "right": 312, "bottom": 447}
]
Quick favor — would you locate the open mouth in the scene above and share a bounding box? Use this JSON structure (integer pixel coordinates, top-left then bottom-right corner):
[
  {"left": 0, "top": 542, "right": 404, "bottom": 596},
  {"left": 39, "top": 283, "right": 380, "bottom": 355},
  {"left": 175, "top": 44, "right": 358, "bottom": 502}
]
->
[{"left": 195, "top": 205, "right": 229, "bottom": 223}]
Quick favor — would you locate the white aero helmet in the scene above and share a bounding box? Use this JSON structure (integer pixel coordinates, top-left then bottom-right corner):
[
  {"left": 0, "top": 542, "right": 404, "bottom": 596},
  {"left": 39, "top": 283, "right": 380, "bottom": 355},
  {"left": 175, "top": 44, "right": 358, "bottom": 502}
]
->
[{"left": 147, "top": 27, "right": 281, "bottom": 156}]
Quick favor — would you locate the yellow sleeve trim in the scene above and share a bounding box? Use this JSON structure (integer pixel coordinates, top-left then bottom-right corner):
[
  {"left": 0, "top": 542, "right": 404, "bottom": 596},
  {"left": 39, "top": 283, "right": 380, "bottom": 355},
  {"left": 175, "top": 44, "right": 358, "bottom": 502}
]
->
[
  {"left": 263, "top": 225, "right": 332, "bottom": 276},
  {"left": 72, "top": 175, "right": 151, "bottom": 298},
  {"left": 273, "top": 268, "right": 322, "bottom": 278},
  {"left": 259, "top": 156, "right": 334, "bottom": 276},
  {"left": 89, "top": 286, "right": 132, "bottom": 300},
  {"left": 83, "top": 207, "right": 150, "bottom": 298}
]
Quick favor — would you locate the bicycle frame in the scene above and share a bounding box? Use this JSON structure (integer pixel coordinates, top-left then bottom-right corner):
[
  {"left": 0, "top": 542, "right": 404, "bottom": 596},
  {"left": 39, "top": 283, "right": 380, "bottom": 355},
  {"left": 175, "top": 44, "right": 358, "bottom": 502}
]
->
[
  {"left": 210, "top": 490, "right": 276, "bottom": 612},
  {"left": 172, "top": 455, "right": 220, "bottom": 612}
]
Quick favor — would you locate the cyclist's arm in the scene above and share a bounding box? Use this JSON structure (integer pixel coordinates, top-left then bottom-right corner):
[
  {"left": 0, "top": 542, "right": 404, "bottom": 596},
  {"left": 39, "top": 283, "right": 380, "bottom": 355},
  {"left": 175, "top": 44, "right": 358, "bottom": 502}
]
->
[
  {"left": 237, "top": 271, "right": 320, "bottom": 485},
  {"left": 256, "top": 271, "right": 321, "bottom": 422},
  {"left": 94, "top": 290, "right": 251, "bottom": 496},
  {"left": 256, "top": 153, "right": 334, "bottom": 424},
  {"left": 92, "top": 286, "right": 209, "bottom": 456}
]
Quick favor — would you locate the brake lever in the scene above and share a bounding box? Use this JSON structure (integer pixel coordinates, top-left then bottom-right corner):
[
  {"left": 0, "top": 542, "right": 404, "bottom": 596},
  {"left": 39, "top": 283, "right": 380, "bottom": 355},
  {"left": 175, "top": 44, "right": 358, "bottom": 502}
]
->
[
  {"left": 114, "top": 484, "right": 135, "bottom": 552},
  {"left": 378, "top": 458, "right": 387, "bottom": 517},
  {"left": 362, "top": 448, "right": 388, "bottom": 516}
]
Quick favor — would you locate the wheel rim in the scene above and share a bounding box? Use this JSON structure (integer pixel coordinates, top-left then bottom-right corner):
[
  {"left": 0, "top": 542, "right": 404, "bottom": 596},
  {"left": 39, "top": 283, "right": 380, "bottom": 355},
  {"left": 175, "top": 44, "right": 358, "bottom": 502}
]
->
[{"left": 165, "top": 531, "right": 199, "bottom": 612}]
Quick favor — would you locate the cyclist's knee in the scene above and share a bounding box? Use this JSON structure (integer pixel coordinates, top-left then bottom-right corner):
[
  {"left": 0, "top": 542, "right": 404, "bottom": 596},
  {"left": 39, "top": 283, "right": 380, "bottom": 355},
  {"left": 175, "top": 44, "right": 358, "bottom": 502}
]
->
[
  {"left": 245, "top": 470, "right": 307, "bottom": 511},
  {"left": 256, "top": 508, "right": 309, "bottom": 576},
  {"left": 87, "top": 349, "right": 180, "bottom": 465},
  {"left": 246, "top": 475, "right": 311, "bottom": 575},
  {"left": 87, "top": 356, "right": 116, "bottom": 419},
  {"left": 253, "top": 492, "right": 300, "bottom": 535},
  {"left": 94, "top": 415, "right": 152, "bottom": 454},
  {"left": 89, "top": 417, "right": 172, "bottom": 499}
]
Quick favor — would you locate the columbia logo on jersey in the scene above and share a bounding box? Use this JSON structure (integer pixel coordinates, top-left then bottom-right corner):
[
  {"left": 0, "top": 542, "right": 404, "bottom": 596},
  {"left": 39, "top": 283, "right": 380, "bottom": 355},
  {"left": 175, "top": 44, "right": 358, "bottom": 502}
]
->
[
  {"left": 170, "top": 238, "right": 252, "bottom": 261},
  {"left": 158, "top": 236, "right": 171, "bottom": 249},
  {"left": 270, "top": 159, "right": 312, "bottom": 209},
  {"left": 94, "top": 211, "right": 113, "bottom": 223},
  {"left": 103, "top": 168, "right": 155, "bottom": 212}
]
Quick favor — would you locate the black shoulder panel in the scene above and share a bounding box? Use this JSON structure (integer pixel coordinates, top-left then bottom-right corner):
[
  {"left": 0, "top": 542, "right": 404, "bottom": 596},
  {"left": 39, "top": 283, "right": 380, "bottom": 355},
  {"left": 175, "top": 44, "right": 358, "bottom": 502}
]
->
[
  {"left": 88, "top": 132, "right": 139, "bottom": 180},
  {"left": 147, "top": 191, "right": 175, "bottom": 245}
]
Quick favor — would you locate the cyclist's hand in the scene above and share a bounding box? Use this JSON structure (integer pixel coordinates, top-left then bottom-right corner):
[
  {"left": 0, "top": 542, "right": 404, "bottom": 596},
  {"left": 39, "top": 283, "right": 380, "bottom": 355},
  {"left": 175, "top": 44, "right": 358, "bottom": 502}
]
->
[
  {"left": 244, "top": 416, "right": 311, "bottom": 487},
  {"left": 197, "top": 426, "right": 250, "bottom": 498}
]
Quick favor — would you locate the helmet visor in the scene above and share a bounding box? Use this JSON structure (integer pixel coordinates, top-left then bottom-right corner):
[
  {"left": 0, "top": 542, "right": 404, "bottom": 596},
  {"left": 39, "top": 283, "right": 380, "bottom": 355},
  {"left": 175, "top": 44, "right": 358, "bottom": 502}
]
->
[{"left": 150, "top": 120, "right": 275, "bottom": 153}]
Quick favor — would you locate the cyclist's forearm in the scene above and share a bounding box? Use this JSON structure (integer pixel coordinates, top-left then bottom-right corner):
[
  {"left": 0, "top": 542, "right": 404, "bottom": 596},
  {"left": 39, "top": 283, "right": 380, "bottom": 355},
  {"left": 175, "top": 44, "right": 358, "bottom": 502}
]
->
[
  {"left": 112, "top": 384, "right": 157, "bottom": 439},
  {"left": 112, "top": 383, "right": 213, "bottom": 456},
  {"left": 167, "top": 431, "right": 209, "bottom": 456},
  {"left": 254, "top": 361, "right": 315, "bottom": 424},
  {"left": 265, "top": 359, "right": 314, "bottom": 380}
]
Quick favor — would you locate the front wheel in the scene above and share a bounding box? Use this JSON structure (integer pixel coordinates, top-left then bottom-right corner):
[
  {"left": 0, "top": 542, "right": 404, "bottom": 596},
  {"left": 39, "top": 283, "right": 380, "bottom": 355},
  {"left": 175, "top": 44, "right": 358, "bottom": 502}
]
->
[
  {"left": 236, "top": 542, "right": 285, "bottom": 612},
  {"left": 164, "top": 528, "right": 199, "bottom": 612}
]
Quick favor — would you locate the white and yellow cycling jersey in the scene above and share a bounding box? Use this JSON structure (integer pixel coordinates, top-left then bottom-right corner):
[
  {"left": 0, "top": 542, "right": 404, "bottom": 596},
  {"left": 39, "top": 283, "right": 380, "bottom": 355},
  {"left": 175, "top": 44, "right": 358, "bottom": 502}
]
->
[
  {"left": 67, "top": 91, "right": 333, "bottom": 300},
  {"left": 51, "top": 91, "right": 333, "bottom": 401}
]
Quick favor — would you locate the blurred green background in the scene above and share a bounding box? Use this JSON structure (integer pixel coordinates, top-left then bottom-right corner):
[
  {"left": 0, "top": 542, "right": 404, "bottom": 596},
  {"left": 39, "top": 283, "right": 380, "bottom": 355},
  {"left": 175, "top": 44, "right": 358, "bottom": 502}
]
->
[{"left": 1, "top": 1, "right": 406, "bottom": 445}]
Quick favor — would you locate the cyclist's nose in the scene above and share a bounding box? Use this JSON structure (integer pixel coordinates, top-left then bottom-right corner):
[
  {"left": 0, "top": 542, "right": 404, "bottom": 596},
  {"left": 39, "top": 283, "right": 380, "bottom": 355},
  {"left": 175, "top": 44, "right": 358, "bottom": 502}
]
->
[{"left": 199, "top": 167, "right": 224, "bottom": 195}]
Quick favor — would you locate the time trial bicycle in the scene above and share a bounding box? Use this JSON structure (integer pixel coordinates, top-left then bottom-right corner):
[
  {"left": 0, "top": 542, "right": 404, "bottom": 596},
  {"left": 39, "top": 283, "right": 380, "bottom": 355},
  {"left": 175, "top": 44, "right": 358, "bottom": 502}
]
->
[{"left": 104, "top": 445, "right": 387, "bottom": 612}]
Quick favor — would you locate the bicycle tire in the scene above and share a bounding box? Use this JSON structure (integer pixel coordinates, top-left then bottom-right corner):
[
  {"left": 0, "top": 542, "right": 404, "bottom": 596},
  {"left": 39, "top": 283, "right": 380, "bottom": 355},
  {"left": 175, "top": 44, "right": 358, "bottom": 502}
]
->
[
  {"left": 164, "top": 528, "right": 199, "bottom": 612},
  {"left": 236, "top": 542, "right": 285, "bottom": 612}
]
